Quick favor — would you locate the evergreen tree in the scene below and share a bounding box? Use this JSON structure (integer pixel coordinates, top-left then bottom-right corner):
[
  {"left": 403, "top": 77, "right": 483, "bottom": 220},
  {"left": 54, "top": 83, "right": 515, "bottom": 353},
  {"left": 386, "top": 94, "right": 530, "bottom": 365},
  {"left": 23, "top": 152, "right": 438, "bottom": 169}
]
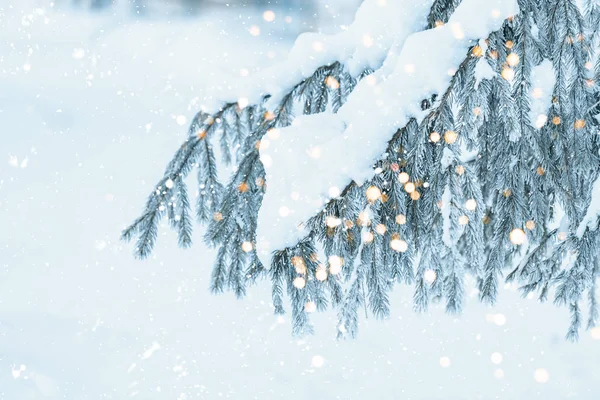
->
[{"left": 123, "top": 0, "right": 600, "bottom": 340}]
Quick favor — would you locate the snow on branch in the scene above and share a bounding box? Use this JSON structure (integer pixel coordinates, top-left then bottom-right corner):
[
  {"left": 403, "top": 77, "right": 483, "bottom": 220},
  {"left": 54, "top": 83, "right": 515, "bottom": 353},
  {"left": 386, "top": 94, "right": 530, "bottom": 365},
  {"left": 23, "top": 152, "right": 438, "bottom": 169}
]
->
[{"left": 257, "top": 0, "right": 519, "bottom": 263}]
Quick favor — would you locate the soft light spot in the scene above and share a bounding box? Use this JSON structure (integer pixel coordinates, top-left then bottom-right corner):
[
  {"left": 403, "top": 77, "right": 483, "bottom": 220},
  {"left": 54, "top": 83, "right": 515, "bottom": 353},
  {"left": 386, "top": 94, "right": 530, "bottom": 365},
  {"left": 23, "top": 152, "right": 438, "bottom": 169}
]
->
[
  {"left": 293, "top": 277, "right": 306, "bottom": 289},
  {"left": 506, "top": 52, "right": 520, "bottom": 67},
  {"left": 312, "top": 355, "right": 325, "bottom": 368},
  {"left": 72, "top": 48, "right": 85, "bottom": 59},
  {"left": 531, "top": 87, "right": 544, "bottom": 99},
  {"left": 267, "top": 128, "right": 280, "bottom": 140},
  {"left": 404, "top": 64, "right": 415, "bottom": 73},
  {"left": 312, "top": 41, "right": 324, "bottom": 52},
  {"left": 502, "top": 67, "right": 515, "bottom": 81},
  {"left": 535, "top": 114, "right": 548, "bottom": 128},
  {"left": 398, "top": 172, "right": 410, "bottom": 184},
  {"left": 261, "top": 154, "right": 273, "bottom": 168},
  {"left": 325, "top": 76, "right": 340, "bottom": 89},
  {"left": 493, "top": 313, "right": 507, "bottom": 326},
  {"left": 424, "top": 269, "right": 437, "bottom": 283},
  {"left": 526, "top": 220, "right": 536, "bottom": 230},
  {"left": 439, "top": 356, "right": 451, "bottom": 368},
  {"left": 165, "top": 178, "right": 174, "bottom": 189},
  {"left": 328, "top": 256, "right": 343, "bottom": 274},
  {"left": 315, "top": 268, "right": 328, "bottom": 281},
  {"left": 494, "top": 369, "right": 505, "bottom": 379},
  {"left": 175, "top": 115, "right": 187, "bottom": 126},
  {"left": 444, "top": 130, "right": 458, "bottom": 144},
  {"left": 238, "top": 97, "right": 249, "bottom": 109},
  {"left": 362, "top": 231, "right": 374, "bottom": 243},
  {"left": 491, "top": 352, "right": 503, "bottom": 364},
  {"left": 404, "top": 182, "right": 416, "bottom": 194},
  {"left": 509, "top": 228, "right": 526, "bottom": 245},
  {"left": 326, "top": 216, "right": 342, "bottom": 228},
  {"left": 241, "top": 241, "right": 253, "bottom": 253},
  {"left": 362, "top": 35, "right": 374, "bottom": 48},
  {"left": 465, "top": 199, "right": 477, "bottom": 211},
  {"left": 430, "top": 131, "right": 441, "bottom": 143},
  {"left": 395, "top": 214, "right": 406, "bottom": 225},
  {"left": 366, "top": 186, "right": 382, "bottom": 202},
  {"left": 279, "top": 206, "right": 290, "bottom": 217},
  {"left": 534, "top": 368, "right": 549, "bottom": 383},
  {"left": 458, "top": 215, "right": 469, "bottom": 225},
  {"left": 305, "top": 301, "right": 316, "bottom": 313},
  {"left": 390, "top": 238, "right": 408, "bottom": 253},
  {"left": 308, "top": 146, "right": 321, "bottom": 159},
  {"left": 328, "top": 186, "right": 341, "bottom": 198},
  {"left": 263, "top": 10, "right": 275, "bottom": 22},
  {"left": 249, "top": 25, "right": 261, "bottom": 36},
  {"left": 451, "top": 23, "right": 464, "bottom": 39}
]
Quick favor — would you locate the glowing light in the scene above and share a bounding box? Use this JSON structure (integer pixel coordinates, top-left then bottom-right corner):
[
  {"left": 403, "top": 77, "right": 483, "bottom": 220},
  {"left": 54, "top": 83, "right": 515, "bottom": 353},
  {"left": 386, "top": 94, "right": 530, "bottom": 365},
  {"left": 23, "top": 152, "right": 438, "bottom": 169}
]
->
[
  {"left": 305, "top": 301, "right": 316, "bottom": 313},
  {"left": 362, "top": 35, "right": 374, "bottom": 48},
  {"left": 531, "top": 87, "right": 544, "bottom": 99},
  {"left": 493, "top": 313, "right": 507, "bottom": 326},
  {"left": 552, "top": 116, "right": 561, "bottom": 125},
  {"left": 501, "top": 67, "right": 515, "bottom": 81},
  {"left": 197, "top": 130, "right": 207, "bottom": 140},
  {"left": 404, "top": 182, "right": 416, "bottom": 193},
  {"left": 390, "top": 238, "right": 408, "bottom": 252},
  {"left": 366, "top": 75, "right": 377, "bottom": 86},
  {"left": 264, "top": 111, "right": 275, "bottom": 121},
  {"left": 434, "top": 20, "right": 444, "bottom": 27},
  {"left": 329, "top": 256, "right": 343, "bottom": 275},
  {"left": 510, "top": 228, "right": 526, "bottom": 245},
  {"left": 491, "top": 352, "right": 503, "bottom": 364},
  {"left": 536, "top": 166, "right": 545, "bottom": 176},
  {"left": 455, "top": 165, "right": 465, "bottom": 176},
  {"left": 558, "top": 231, "right": 567, "bottom": 241},
  {"left": 534, "top": 368, "right": 549, "bottom": 383},
  {"left": 473, "top": 107, "right": 482, "bottom": 116},
  {"left": 165, "top": 178, "right": 174, "bottom": 189},
  {"left": 505, "top": 40, "right": 514, "bottom": 49},
  {"left": 404, "top": 64, "right": 415, "bottom": 73},
  {"left": 328, "top": 186, "right": 341, "bottom": 198},
  {"left": 357, "top": 210, "right": 371, "bottom": 226},
  {"left": 439, "top": 356, "right": 451, "bottom": 368},
  {"left": 444, "top": 130, "right": 458, "bottom": 144},
  {"left": 315, "top": 268, "right": 328, "bottom": 281},
  {"left": 526, "top": 220, "right": 535, "bottom": 230},
  {"left": 326, "top": 216, "right": 342, "bottom": 228},
  {"left": 308, "top": 146, "right": 321, "bottom": 159},
  {"left": 494, "top": 369, "right": 505, "bottom": 379},
  {"left": 325, "top": 76, "right": 340, "bottom": 89},
  {"left": 506, "top": 52, "right": 520, "bottom": 66},
  {"left": 430, "top": 131, "right": 441, "bottom": 143},
  {"left": 213, "top": 212, "right": 223, "bottom": 222},
  {"left": 535, "top": 114, "right": 548, "bottom": 128},
  {"left": 472, "top": 45, "right": 484, "bottom": 57},
  {"left": 458, "top": 215, "right": 469, "bottom": 225},
  {"left": 311, "top": 355, "right": 325, "bottom": 368},
  {"left": 312, "top": 41, "right": 324, "bottom": 52},
  {"left": 451, "top": 23, "right": 464, "bottom": 39},
  {"left": 375, "top": 224, "right": 387, "bottom": 235},
  {"left": 241, "top": 241, "right": 253, "bottom": 253},
  {"left": 585, "top": 61, "right": 593, "bottom": 70},
  {"left": 424, "top": 269, "right": 437, "bottom": 283},
  {"left": 263, "top": 10, "right": 275, "bottom": 22},
  {"left": 590, "top": 327, "right": 600, "bottom": 340},
  {"left": 395, "top": 214, "right": 406, "bottom": 225},
  {"left": 398, "top": 172, "right": 410, "bottom": 184},
  {"left": 491, "top": 9, "right": 501, "bottom": 18},
  {"left": 249, "top": 25, "right": 261, "bottom": 36},
  {"left": 238, "top": 97, "right": 249, "bottom": 109},
  {"left": 293, "top": 277, "right": 306, "bottom": 289},
  {"left": 366, "top": 186, "right": 382, "bottom": 202},
  {"left": 465, "top": 199, "right": 477, "bottom": 211},
  {"left": 292, "top": 256, "right": 306, "bottom": 274},
  {"left": 410, "top": 191, "right": 421, "bottom": 201},
  {"left": 574, "top": 119, "right": 586, "bottom": 129},
  {"left": 362, "top": 231, "right": 374, "bottom": 243},
  {"left": 267, "top": 128, "right": 280, "bottom": 139},
  {"left": 503, "top": 189, "right": 512, "bottom": 197},
  {"left": 279, "top": 206, "right": 290, "bottom": 217}
]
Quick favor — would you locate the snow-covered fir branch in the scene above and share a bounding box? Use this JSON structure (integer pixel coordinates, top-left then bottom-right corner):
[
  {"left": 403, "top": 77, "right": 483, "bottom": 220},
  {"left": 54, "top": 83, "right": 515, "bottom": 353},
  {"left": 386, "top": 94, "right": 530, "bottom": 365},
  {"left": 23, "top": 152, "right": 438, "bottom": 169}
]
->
[{"left": 124, "top": 0, "right": 600, "bottom": 340}]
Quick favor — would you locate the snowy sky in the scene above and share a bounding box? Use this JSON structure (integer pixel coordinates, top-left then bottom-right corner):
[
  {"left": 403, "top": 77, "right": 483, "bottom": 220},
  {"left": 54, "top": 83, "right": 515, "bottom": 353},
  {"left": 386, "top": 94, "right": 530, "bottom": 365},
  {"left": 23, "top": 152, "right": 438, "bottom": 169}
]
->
[{"left": 1, "top": 1, "right": 600, "bottom": 399}]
